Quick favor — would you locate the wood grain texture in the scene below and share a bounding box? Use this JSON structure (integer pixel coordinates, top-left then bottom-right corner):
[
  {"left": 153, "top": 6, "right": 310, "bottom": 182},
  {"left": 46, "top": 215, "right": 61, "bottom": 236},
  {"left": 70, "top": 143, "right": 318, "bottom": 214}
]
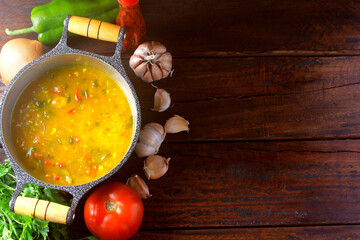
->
[
  {"left": 133, "top": 225, "right": 360, "bottom": 240},
  {"left": 4, "top": 139, "right": 360, "bottom": 230},
  {"left": 143, "top": 0, "right": 360, "bottom": 56},
  {"left": 24, "top": 138, "right": 360, "bottom": 237},
  {"left": 130, "top": 56, "right": 360, "bottom": 141},
  {"left": 139, "top": 140, "right": 360, "bottom": 229},
  {"left": 2, "top": 0, "right": 360, "bottom": 56}
]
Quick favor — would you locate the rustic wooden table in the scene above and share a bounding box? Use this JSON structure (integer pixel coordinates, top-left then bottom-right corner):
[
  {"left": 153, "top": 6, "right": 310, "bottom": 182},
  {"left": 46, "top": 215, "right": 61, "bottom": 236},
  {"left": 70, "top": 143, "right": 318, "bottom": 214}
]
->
[{"left": 2, "top": 0, "right": 360, "bottom": 239}]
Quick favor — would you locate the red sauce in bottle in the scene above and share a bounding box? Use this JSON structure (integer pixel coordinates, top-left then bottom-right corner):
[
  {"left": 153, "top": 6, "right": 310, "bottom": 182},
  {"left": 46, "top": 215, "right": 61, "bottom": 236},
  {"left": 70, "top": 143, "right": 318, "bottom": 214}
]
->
[{"left": 116, "top": 0, "right": 146, "bottom": 50}]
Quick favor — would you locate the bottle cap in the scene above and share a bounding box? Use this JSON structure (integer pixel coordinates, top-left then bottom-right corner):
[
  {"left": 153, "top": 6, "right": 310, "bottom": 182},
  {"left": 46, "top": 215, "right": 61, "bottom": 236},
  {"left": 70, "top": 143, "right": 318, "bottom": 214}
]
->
[{"left": 118, "top": 0, "right": 139, "bottom": 6}]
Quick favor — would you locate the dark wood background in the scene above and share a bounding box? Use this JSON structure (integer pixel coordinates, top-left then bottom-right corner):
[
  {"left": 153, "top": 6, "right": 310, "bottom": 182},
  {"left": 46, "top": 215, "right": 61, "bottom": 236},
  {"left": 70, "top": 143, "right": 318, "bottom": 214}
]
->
[{"left": 2, "top": 0, "right": 360, "bottom": 239}]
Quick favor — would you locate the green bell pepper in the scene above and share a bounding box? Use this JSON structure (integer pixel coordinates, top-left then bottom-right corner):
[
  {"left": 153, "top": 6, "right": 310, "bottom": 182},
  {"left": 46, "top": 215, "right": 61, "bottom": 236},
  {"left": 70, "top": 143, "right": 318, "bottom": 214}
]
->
[{"left": 5, "top": 0, "right": 119, "bottom": 46}]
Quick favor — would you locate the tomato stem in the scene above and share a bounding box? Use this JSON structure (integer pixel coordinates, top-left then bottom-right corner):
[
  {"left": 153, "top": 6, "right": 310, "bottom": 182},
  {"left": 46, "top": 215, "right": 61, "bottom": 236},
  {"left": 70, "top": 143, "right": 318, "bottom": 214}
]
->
[{"left": 105, "top": 200, "right": 117, "bottom": 212}]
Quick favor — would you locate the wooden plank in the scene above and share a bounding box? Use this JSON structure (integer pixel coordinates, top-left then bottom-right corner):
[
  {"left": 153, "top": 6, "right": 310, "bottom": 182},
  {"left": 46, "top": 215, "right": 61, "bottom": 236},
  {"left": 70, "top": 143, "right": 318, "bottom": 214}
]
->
[
  {"left": 5, "top": 139, "right": 360, "bottom": 232},
  {"left": 139, "top": 140, "right": 360, "bottom": 229},
  {"left": 133, "top": 56, "right": 360, "bottom": 141},
  {"left": 133, "top": 225, "right": 360, "bottom": 240},
  {"left": 2, "top": 1, "right": 360, "bottom": 56},
  {"left": 143, "top": 0, "right": 360, "bottom": 56},
  {"left": 4, "top": 139, "right": 360, "bottom": 229}
]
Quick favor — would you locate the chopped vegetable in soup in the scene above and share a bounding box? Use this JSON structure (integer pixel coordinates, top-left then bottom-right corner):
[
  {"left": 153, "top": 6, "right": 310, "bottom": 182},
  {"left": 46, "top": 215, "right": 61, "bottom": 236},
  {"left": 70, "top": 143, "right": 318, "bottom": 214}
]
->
[{"left": 11, "top": 65, "right": 133, "bottom": 186}]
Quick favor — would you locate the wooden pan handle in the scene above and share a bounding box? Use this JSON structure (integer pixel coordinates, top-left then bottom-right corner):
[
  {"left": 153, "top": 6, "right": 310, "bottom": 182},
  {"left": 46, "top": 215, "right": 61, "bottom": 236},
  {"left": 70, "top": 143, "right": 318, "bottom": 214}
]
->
[
  {"left": 14, "top": 196, "right": 70, "bottom": 224},
  {"left": 68, "top": 16, "right": 121, "bottom": 43}
]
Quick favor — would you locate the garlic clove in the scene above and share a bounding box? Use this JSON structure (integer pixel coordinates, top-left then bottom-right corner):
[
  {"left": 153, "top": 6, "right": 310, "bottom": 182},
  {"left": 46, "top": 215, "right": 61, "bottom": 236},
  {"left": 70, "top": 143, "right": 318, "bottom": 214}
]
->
[
  {"left": 152, "top": 88, "right": 171, "bottom": 112},
  {"left": 143, "top": 122, "right": 165, "bottom": 136},
  {"left": 151, "top": 42, "right": 167, "bottom": 55},
  {"left": 135, "top": 122, "right": 166, "bottom": 158},
  {"left": 134, "top": 61, "right": 148, "bottom": 78},
  {"left": 159, "top": 52, "right": 173, "bottom": 72},
  {"left": 143, "top": 69, "right": 154, "bottom": 83},
  {"left": 135, "top": 141, "right": 157, "bottom": 158},
  {"left": 164, "top": 115, "right": 190, "bottom": 134},
  {"left": 139, "top": 128, "right": 162, "bottom": 151},
  {"left": 144, "top": 155, "right": 170, "bottom": 180},
  {"left": 160, "top": 65, "right": 170, "bottom": 79},
  {"left": 129, "top": 54, "right": 143, "bottom": 70},
  {"left": 151, "top": 63, "right": 163, "bottom": 81},
  {"left": 135, "top": 42, "right": 152, "bottom": 56},
  {"left": 140, "top": 123, "right": 165, "bottom": 148},
  {"left": 158, "top": 52, "right": 173, "bottom": 78},
  {"left": 127, "top": 174, "right": 151, "bottom": 199}
]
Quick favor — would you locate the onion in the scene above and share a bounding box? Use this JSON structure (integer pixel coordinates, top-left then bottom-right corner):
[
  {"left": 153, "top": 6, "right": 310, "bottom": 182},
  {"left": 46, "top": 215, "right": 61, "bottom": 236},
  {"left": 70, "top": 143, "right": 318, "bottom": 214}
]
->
[{"left": 0, "top": 38, "right": 44, "bottom": 85}]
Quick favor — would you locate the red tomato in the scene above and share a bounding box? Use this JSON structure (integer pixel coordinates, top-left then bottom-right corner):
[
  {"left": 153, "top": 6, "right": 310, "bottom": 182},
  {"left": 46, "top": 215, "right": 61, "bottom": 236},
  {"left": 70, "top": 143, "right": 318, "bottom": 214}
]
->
[{"left": 84, "top": 182, "right": 144, "bottom": 240}]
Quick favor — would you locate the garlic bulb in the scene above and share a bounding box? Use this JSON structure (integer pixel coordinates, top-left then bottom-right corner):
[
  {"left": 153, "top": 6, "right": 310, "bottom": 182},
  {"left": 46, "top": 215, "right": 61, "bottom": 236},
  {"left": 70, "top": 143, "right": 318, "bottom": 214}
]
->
[
  {"left": 135, "top": 122, "right": 166, "bottom": 158},
  {"left": 127, "top": 174, "right": 151, "bottom": 199},
  {"left": 129, "top": 41, "right": 173, "bottom": 83},
  {"left": 144, "top": 155, "right": 170, "bottom": 180},
  {"left": 164, "top": 115, "right": 190, "bottom": 134},
  {"left": 152, "top": 88, "right": 171, "bottom": 112}
]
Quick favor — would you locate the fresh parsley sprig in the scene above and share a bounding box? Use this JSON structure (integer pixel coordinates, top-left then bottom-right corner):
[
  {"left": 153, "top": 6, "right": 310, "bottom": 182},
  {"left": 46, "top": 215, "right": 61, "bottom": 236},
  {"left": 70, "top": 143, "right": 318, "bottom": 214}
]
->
[{"left": 0, "top": 160, "right": 68, "bottom": 240}]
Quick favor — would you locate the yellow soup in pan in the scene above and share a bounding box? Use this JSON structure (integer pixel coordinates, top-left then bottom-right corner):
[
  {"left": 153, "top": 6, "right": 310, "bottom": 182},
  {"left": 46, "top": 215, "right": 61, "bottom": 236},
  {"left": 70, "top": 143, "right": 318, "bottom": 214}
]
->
[{"left": 11, "top": 65, "right": 133, "bottom": 186}]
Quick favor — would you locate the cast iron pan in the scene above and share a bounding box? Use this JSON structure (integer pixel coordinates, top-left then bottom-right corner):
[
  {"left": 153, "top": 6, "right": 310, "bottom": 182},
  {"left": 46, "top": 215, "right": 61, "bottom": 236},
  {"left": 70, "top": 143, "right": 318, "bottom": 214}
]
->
[{"left": 0, "top": 15, "right": 141, "bottom": 224}]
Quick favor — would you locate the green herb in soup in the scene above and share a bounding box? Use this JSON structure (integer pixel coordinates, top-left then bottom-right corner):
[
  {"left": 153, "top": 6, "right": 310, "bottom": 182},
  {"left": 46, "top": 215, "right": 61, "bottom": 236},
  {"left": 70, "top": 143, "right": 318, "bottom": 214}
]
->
[{"left": 11, "top": 65, "right": 133, "bottom": 186}]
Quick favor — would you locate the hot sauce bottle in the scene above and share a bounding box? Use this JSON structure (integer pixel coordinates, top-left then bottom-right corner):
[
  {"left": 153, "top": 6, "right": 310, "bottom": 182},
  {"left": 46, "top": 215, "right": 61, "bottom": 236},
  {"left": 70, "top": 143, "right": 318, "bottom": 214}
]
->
[{"left": 116, "top": 0, "right": 146, "bottom": 50}]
